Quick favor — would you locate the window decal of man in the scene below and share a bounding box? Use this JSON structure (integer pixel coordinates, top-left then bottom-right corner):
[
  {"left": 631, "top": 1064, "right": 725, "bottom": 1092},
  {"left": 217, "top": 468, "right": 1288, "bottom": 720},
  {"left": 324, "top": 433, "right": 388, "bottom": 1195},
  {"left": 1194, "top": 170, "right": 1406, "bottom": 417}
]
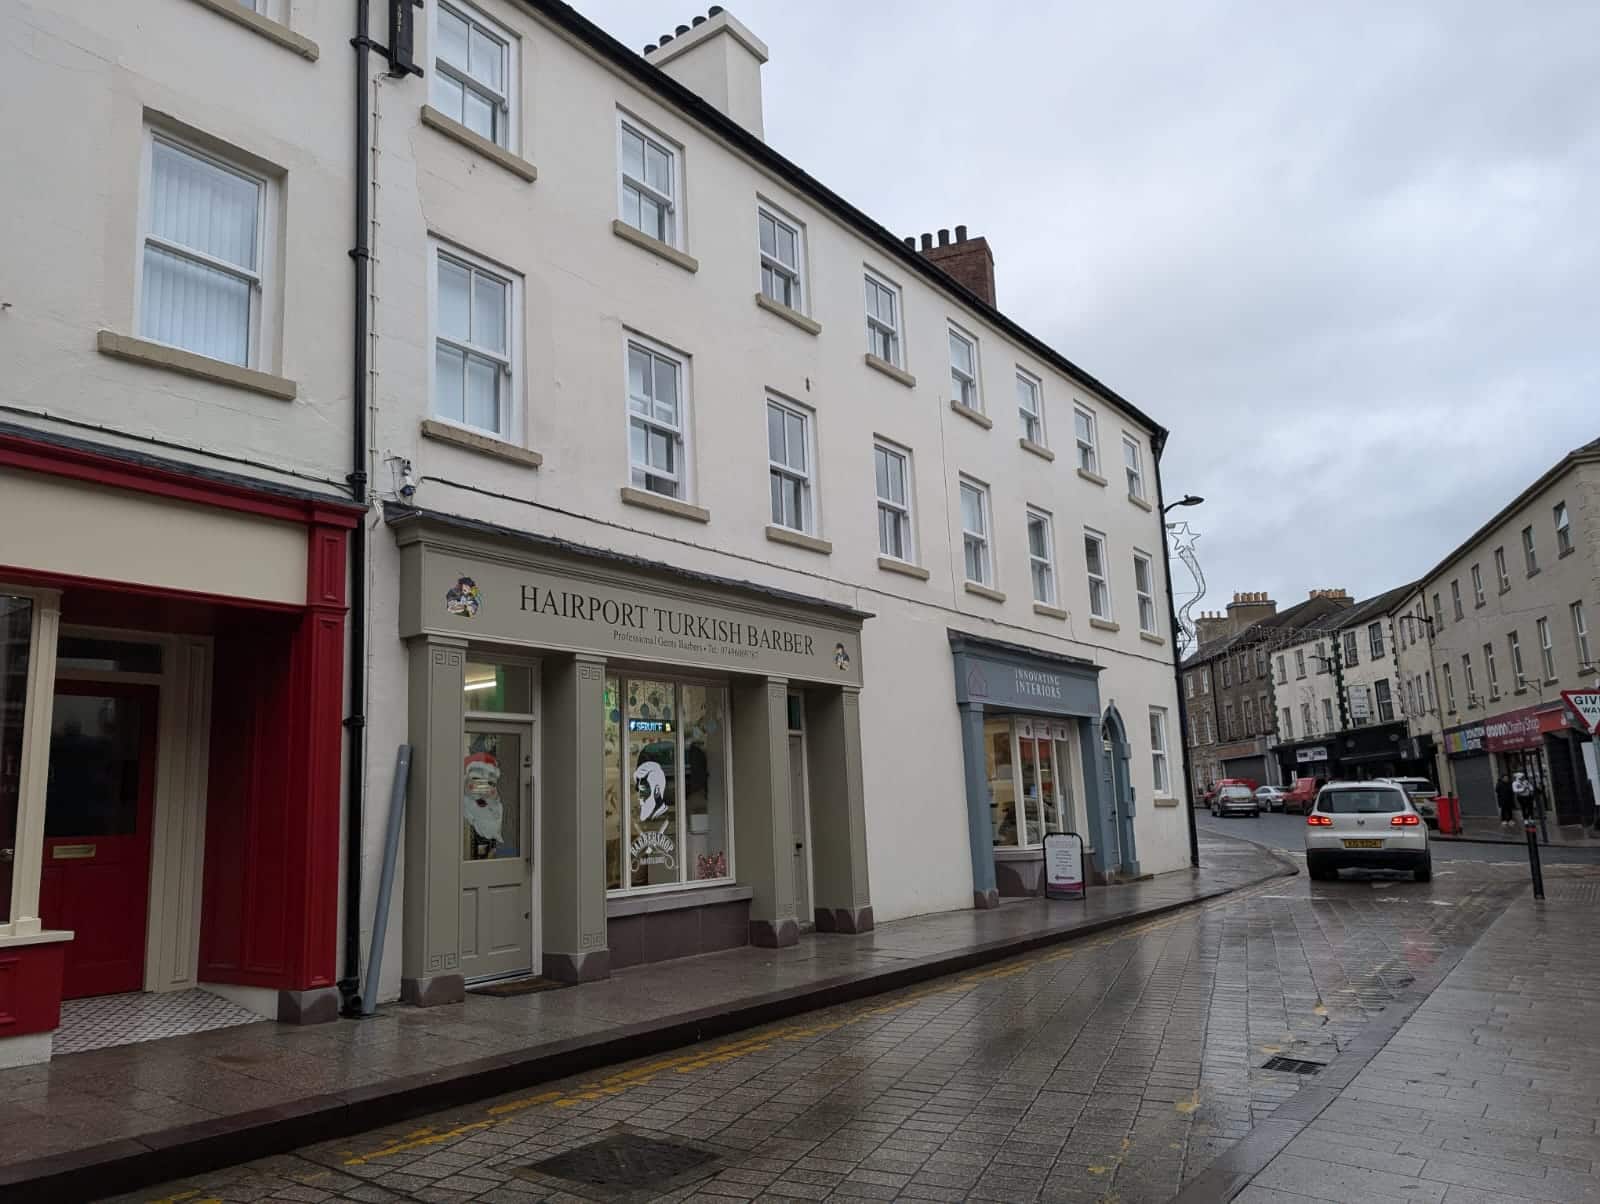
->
[
  {"left": 634, "top": 760, "right": 669, "bottom": 823},
  {"left": 463, "top": 751, "right": 503, "bottom": 859}
]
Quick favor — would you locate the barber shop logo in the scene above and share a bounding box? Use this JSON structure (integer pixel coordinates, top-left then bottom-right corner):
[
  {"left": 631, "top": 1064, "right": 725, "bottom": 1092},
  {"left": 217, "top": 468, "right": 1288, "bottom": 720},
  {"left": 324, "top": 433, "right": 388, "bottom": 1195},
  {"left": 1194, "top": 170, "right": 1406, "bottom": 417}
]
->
[
  {"left": 444, "top": 576, "right": 482, "bottom": 618},
  {"left": 834, "top": 643, "right": 851, "bottom": 672}
]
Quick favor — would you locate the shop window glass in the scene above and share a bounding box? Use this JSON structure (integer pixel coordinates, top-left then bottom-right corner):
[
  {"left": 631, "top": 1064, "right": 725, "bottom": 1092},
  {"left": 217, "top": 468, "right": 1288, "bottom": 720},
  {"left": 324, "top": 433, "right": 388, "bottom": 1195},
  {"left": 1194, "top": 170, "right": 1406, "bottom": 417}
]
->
[
  {"left": 985, "top": 716, "right": 1016, "bottom": 847},
  {"left": 463, "top": 662, "right": 532, "bottom": 713},
  {"left": 0, "top": 597, "right": 34, "bottom": 923},
  {"left": 605, "top": 674, "right": 732, "bottom": 894},
  {"left": 681, "top": 685, "right": 729, "bottom": 881},
  {"left": 461, "top": 726, "right": 522, "bottom": 861},
  {"left": 786, "top": 692, "right": 804, "bottom": 732},
  {"left": 55, "top": 637, "right": 161, "bottom": 675}
]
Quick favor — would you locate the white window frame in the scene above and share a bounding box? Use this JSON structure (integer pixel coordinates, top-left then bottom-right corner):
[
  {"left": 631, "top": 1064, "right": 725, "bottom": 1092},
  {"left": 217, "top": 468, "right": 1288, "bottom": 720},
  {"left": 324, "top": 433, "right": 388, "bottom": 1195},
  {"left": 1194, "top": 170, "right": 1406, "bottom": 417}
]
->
[
  {"left": 428, "top": 240, "right": 519, "bottom": 440},
  {"left": 1322, "top": 697, "right": 1335, "bottom": 732},
  {"left": 617, "top": 112, "right": 682, "bottom": 248},
  {"left": 135, "top": 127, "right": 274, "bottom": 371},
  {"left": 1368, "top": 621, "right": 1384, "bottom": 659},
  {"left": 1555, "top": 502, "right": 1572, "bottom": 556},
  {"left": 1185, "top": 674, "right": 1195, "bottom": 699},
  {"left": 1451, "top": 580, "right": 1463, "bottom": 621},
  {"left": 1016, "top": 369, "right": 1044, "bottom": 445},
  {"left": 1494, "top": 546, "right": 1510, "bottom": 592},
  {"left": 1521, "top": 525, "right": 1538, "bottom": 576},
  {"left": 1073, "top": 406, "right": 1099, "bottom": 475},
  {"left": 1122, "top": 435, "right": 1145, "bottom": 500},
  {"left": 1133, "top": 551, "right": 1158, "bottom": 635},
  {"left": 1282, "top": 706, "right": 1294, "bottom": 736},
  {"left": 1425, "top": 670, "right": 1436, "bottom": 712},
  {"left": 1574, "top": 601, "right": 1591, "bottom": 668},
  {"left": 1463, "top": 653, "right": 1477, "bottom": 702},
  {"left": 1149, "top": 708, "right": 1171, "bottom": 797},
  {"left": 864, "top": 269, "right": 903, "bottom": 366},
  {"left": 1471, "top": 564, "right": 1486, "bottom": 606},
  {"left": 1443, "top": 662, "right": 1456, "bottom": 712},
  {"left": 959, "top": 477, "right": 993, "bottom": 586},
  {"left": 756, "top": 202, "right": 805, "bottom": 313},
  {"left": 1224, "top": 702, "right": 1236, "bottom": 740},
  {"left": 1276, "top": 655, "right": 1286, "bottom": 684},
  {"left": 1508, "top": 630, "right": 1527, "bottom": 689},
  {"left": 1295, "top": 650, "right": 1307, "bottom": 679},
  {"left": 1343, "top": 630, "right": 1360, "bottom": 667},
  {"left": 1375, "top": 678, "right": 1395, "bottom": 723},
  {"left": 1026, "top": 507, "right": 1057, "bottom": 606},
  {"left": 948, "top": 325, "right": 981, "bottom": 411},
  {"left": 766, "top": 396, "right": 815, "bottom": 534},
  {"left": 431, "top": 0, "right": 518, "bottom": 150},
  {"left": 1484, "top": 642, "right": 1500, "bottom": 698},
  {"left": 1083, "top": 529, "right": 1113, "bottom": 620},
  {"left": 624, "top": 333, "right": 691, "bottom": 500},
  {"left": 1433, "top": 593, "right": 1444, "bottom": 628},
  {"left": 873, "top": 440, "right": 915, "bottom": 563}
]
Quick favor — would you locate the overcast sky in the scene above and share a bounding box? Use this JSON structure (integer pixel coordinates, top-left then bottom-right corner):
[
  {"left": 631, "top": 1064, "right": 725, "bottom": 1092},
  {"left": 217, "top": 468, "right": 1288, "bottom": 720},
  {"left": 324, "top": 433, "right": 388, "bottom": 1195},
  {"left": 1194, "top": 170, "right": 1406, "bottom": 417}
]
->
[{"left": 581, "top": 0, "right": 1599, "bottom": 616}]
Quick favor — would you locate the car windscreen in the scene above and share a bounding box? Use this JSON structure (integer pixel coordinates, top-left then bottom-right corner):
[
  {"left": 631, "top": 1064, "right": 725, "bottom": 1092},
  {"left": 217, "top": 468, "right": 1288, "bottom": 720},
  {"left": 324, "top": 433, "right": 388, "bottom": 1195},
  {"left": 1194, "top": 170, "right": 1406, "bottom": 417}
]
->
[
  {"left": 1219, "top": 787, "right": 1252, "bottom": 800},
  {"left": 1317, "top": 789, "right": 1404, "bottom": 814}
]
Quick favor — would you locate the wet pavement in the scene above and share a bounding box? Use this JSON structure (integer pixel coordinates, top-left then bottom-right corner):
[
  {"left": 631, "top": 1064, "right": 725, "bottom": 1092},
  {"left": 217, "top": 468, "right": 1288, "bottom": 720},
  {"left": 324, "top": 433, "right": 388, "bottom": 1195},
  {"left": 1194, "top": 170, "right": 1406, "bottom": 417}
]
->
[{"left": 110, "top": 844, "right": 1600, "bottom": 1203}]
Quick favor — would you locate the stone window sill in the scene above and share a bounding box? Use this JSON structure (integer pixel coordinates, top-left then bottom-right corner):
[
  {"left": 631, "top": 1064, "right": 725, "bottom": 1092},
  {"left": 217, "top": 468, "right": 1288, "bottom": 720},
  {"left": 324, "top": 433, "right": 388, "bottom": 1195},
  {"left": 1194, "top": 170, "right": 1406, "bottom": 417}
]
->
[
  {"left": 864, "top": 353, "right": 916, "bottom": 388},
  {"left": 0, "top": 928, "right": 74, "bottom": 949},
  {"left": 420, "top": 106, "right": 538, "bottom": 181},
  {"left": 1077, "top": 467, "right": 1108, "bottom": 487},
  {"left": 1559, "top": 546, "right": 1575, "bottom": 559},
  {"left": 754, "top": 293, "right": 821, "bottom": 335},
  {"left": 611, "top": 220, "right": 698, "bottom": 272},
  {"left": 186, "top": 0, "right": 319, "bottom": 59},
  {"left": 964, "top": 580, "right": 1006, "bottom": 603},
  {"left": 878, "top": 556, "right": 930, "bottom": 581},
  {"left": 949, "top": 400, "right": 992, "bottom": 430},
  {"left": 620, "top": 486, "right": 709, "bottom": 523},
  {"left": 1128, "top": 493, "right": 1153, "bottom": 512},
  {"left": 1033, "top": 602, "right": 1068, "bottom": 620},
  {"left": 993, "top": 846, "right": 1044, "bottom": 862},
  {"left": 765, "top": 524, "right": 832, "bottom": 554},
  {"left": 1019, "top": 438, "right": 1054, "bottom": 462},
  {"left": 1140, "top": 630, "right": 1165, "bottom": 645},
  {"left": 1499, "top": 586, "right": 1512, "bottom": 595},
  {"left": 1153, "top": 797, "right": 1180, "bottom": 808},
  {"left": 607, "top": 882, "right": 752, "bottom": 918},
  {"left": 1527, "top": 567, "right": 1541, "bottom": 579},
  {"left": 97, "top": 330, "right": 296, "bottom": 400},
  {"left": 1089, "top": 616, "right": 1120, "bottom": 632},
  {"left": 420, "top": 419, "right": 543, "bottom": 467}
]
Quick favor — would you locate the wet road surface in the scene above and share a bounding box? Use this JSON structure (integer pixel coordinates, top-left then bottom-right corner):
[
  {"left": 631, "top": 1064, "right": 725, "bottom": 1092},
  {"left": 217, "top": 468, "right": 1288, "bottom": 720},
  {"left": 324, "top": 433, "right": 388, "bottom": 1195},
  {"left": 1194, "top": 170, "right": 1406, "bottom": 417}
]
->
[{"left": 1199, "top": 807, "right": 1600, "bottom": 864}]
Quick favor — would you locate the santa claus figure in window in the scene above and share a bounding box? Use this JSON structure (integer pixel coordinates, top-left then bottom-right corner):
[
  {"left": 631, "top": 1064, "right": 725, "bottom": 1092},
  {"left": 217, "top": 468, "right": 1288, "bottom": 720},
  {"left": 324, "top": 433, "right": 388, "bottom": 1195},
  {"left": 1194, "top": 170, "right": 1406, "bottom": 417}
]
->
[{"left": 462, "top": 751, "right": 503, "bottom": 860}]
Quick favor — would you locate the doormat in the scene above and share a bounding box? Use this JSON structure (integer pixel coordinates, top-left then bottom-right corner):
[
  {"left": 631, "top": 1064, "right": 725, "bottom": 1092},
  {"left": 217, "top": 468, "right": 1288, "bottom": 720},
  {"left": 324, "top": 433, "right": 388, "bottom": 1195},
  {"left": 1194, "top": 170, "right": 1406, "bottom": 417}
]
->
[{"left": 467, "top": 975, "right": 572, "bottom": 998}]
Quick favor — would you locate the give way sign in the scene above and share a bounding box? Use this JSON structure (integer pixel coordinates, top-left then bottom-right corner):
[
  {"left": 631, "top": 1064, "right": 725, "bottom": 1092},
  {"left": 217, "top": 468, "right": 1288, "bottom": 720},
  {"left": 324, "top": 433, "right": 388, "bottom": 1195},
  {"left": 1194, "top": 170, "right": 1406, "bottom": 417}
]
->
[{"left": 1562, "top": 690, "right": 1600, "bottom": 734}]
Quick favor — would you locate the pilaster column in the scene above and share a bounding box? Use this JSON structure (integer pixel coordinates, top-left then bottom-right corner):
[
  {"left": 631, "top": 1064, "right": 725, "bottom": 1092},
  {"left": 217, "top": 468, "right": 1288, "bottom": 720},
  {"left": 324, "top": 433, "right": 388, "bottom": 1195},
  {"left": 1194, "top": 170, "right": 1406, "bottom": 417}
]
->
[
  {"left": 540, "top": 653, "right": 610, "bottom": 982},
  {"left": 732, "top": 676, "right": 797, "bottom": 947},
  {"left": 804, "top": 686, "right": 873, "bottom": 933},
  {"left": 958, "top": 701, "right": 999, "bottom": 908},
  {"left": 1115, "top": 738, "right": 1141, "bottom": 877},
  {"left": 400, "top": 634, "right": 466, "bottom": 1006},
  {"left": 5, "top": 587, "right": 60, "bottom": 938}
]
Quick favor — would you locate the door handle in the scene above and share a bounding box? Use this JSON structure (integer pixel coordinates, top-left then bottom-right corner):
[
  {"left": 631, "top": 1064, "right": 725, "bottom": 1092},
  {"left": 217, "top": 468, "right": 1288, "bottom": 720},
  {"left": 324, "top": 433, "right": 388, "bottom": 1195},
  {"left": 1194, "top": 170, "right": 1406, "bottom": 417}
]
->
[{"left": 0, "top": 847, "right": 12, "bottom": 863}]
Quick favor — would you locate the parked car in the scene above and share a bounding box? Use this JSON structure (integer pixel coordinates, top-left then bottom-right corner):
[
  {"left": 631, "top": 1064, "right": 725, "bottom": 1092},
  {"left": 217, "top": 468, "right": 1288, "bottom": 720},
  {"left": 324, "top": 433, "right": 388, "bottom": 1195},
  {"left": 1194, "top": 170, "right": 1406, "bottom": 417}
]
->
[
  {"left": 1255, "top": 785, "right": 1285, "bottom": 811},
  {"left": 1212, "top": 784, "right": 1259, "bottom": 818},
  {"left": 1280, "top": 776, "right": 1326, "bottom": 815},
  {"left": 1376, "top": 777, "right": 1440, "bottom": 829},
  {"left": 1304, "top": 781, "right": 1431, "bottom": 881}
]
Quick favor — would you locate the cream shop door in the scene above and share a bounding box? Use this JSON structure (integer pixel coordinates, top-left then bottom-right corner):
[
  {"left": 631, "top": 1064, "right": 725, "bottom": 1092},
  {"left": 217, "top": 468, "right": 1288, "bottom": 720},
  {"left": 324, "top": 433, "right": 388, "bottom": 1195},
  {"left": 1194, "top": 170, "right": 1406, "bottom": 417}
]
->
[{"left": 460, "top": 719, "right": 535, "bottom": 982}]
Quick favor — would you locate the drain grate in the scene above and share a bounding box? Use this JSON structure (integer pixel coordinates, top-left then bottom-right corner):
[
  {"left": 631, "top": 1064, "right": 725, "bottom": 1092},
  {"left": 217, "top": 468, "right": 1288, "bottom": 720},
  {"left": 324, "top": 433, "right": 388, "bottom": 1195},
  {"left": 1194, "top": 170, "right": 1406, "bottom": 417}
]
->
[
  {"left": 1262, "top": 1055, "right": 1327, "bottom": 1074},
  {"left": 525, "top": 1133, "right": 717, "bottom": 1190}
]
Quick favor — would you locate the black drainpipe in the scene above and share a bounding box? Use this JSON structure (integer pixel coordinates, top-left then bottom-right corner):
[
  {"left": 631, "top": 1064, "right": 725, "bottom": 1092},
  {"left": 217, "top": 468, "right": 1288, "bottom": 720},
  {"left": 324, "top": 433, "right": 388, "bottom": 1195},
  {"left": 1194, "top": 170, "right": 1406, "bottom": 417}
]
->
[
  {"left": 340, "top": 0, "right": 374, "bottom": 1017},
  {"left": 1151, "top": 431, "right": 1201, "bottom": 869}
]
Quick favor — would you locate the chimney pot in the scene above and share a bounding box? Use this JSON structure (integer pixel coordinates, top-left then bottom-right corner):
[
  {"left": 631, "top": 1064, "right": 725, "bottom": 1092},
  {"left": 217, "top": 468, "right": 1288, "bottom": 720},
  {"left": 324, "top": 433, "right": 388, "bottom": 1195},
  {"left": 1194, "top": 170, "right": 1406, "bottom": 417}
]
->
[
  {"left": 955, "top": 224, "right": 967, "bottom": 242},
  {"left": 676, "top": 24, "right": 690, "bottom": 34},
  {"left": 692, "top": 14, "right": 706, "bottom": 24},
  {"left": 659, "top": 31, "right": 673, "bottom": 43},
  {"left": 920, "top": 232, "right": 933, "bottom": 251},
  {"left": 903, "top": 236, "right": 915, "bottom": 249},
  {"left": 937, "top": 227, "right": 950, "bottom": 246},
  {"left": 708, "top": 3, "right": 723, "bottom": 13},
  {"left": 644, "top": 43, "right": 656, "bottom": 53}
]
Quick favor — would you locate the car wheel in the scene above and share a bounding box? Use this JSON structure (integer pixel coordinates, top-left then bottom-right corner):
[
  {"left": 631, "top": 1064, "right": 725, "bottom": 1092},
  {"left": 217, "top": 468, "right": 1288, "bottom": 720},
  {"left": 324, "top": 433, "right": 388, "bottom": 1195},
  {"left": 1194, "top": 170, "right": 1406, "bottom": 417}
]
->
[
  {"left": 1414, "top": 855, "right": 1432, "bottom": 883},
  {"left": 1306, "top": 856, "right": 1332, "bottom": 881}
]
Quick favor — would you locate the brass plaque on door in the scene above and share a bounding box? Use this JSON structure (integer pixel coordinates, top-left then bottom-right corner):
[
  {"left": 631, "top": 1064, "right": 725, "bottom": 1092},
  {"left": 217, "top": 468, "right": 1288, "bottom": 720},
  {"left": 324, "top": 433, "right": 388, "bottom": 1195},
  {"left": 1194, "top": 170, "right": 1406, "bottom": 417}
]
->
[{"left": 52, "top": 844, "right": 97, "bottom": 860}]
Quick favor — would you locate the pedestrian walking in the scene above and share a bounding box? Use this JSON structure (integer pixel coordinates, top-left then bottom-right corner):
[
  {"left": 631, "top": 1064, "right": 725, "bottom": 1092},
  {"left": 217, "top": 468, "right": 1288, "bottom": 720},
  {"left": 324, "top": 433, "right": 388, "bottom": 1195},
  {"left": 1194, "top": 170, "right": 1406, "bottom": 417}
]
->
[
  {"left": 1512, "top": 771, "right": 1536, "bottom": 821},
  {"left": 1496, "top": 770, "right": 1516, "bottom": 827}
]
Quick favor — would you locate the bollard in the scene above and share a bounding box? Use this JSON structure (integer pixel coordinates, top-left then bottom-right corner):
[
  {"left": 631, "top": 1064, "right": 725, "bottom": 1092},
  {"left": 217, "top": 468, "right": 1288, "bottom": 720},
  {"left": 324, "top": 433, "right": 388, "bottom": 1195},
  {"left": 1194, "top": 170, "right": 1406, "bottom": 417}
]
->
[{"left": 1524, "top": 817, "right": 1545, "bottom": 901}]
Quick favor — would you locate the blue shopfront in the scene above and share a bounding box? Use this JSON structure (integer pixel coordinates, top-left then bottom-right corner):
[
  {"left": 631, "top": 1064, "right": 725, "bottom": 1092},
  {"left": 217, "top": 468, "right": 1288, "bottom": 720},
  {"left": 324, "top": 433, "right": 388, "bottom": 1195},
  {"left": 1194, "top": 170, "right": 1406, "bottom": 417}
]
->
[{"left": 949, "top": 631, "right": 1139, "bottom": 905}]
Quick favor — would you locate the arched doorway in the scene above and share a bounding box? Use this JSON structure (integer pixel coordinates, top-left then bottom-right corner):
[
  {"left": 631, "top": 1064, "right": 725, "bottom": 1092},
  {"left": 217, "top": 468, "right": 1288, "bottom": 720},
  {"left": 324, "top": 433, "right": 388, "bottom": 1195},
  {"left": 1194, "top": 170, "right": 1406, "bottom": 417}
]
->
[{"left": 1101, "top": 703, "right": 1140, "bottom": 877}]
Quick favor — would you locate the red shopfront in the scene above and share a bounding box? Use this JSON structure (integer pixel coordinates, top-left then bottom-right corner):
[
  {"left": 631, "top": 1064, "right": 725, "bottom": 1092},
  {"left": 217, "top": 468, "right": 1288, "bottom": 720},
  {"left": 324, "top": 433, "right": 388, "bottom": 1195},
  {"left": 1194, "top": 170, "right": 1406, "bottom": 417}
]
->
[
  {"left": 0, "top": 430, "right": 359, "bottom": 1064},
  {"left": 1482, "top": 701, "right": 1591, "bottom": 826}
]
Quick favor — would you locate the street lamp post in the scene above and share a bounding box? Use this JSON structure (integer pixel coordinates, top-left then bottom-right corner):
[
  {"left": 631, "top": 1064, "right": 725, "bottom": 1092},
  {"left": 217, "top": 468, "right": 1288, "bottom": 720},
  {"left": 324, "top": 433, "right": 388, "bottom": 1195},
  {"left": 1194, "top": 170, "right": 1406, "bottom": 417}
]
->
[{"left": 1161, "top": 491, "right": 1204, "bottom": 869}]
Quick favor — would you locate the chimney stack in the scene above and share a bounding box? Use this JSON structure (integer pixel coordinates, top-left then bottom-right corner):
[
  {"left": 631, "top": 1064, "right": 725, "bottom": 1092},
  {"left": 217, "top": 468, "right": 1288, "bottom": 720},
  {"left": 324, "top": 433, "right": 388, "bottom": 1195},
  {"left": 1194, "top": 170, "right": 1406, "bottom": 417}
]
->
[
  {"left": 645, "top": 9, "right": 769, "bottom": 139},
  {"left": 915, "top": 224, "right": 997, "bottom": 307}
]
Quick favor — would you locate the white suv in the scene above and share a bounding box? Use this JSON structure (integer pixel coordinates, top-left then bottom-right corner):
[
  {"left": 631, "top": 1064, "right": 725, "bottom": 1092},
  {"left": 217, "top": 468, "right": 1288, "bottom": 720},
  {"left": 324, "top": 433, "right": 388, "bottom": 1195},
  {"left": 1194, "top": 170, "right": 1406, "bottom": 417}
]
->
[
  {"left": 1304, "top": 781, "right": 1431, "bottom": 882},
  {"left": 1375, "top": 777, "right": 1439, "bottom": 828}
]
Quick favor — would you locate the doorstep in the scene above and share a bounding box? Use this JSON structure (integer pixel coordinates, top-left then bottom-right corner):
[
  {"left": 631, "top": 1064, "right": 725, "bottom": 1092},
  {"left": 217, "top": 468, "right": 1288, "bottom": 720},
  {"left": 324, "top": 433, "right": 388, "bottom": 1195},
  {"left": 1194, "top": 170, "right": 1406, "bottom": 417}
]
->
[{"left": 0, "top": 831, "right": 1294, "bottom": 1203}]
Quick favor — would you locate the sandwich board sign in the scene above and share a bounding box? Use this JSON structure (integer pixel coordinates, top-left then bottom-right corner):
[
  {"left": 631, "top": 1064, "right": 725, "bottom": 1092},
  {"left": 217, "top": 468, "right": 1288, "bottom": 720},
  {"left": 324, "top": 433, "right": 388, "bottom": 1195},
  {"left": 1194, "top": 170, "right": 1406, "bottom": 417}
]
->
[
  {"left": 1562, "top": 690, "right": 1600, "bottom": 735},
  {"left": 1043, "top": 832, "right": 1086, "bottom": 900}
]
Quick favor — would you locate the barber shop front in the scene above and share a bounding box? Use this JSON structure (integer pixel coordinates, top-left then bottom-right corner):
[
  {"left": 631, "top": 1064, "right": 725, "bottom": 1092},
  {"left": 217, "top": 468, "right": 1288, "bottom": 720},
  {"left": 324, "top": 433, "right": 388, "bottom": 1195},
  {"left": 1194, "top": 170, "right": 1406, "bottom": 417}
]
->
[
  {"left": 391, "top": 510, "right": 873, "bottom": 1005},
  {"left": 948, "top": 632, "right": 1137, "bottom": 903}
]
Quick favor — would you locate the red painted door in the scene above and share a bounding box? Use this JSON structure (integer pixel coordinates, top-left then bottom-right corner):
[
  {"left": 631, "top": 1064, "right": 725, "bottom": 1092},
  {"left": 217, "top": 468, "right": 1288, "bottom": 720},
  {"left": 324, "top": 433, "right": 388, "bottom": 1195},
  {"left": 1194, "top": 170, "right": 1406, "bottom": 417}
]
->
[{"left": 39, "top": 681, "right": 158, "bottom": 999}]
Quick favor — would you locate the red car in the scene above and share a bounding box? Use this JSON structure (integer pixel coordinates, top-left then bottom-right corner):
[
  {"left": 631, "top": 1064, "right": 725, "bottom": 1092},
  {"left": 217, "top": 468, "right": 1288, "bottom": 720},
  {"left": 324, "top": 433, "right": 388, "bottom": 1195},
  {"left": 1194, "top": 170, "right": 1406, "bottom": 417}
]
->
[{"left": 1281, "top": 776, "right": 1327, "bottom": 815}]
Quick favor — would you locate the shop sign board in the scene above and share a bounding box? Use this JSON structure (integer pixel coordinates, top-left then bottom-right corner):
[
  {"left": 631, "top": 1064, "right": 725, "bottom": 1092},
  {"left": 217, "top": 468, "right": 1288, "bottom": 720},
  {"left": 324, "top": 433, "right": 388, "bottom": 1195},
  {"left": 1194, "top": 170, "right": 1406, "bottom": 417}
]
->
[
  {"left": 1296, "top": 746, "right": 1328, "bottom": 763},
  {"left": 409, "top": 542, "right": 865, "bottom": 687},
  {"left": 1043, "top": 833, "right": 1086, "bottom": 900},
  {"left": 1444, "top": 721, "right": 1486, "bottom": 758},
  {"left": 1561, "top": 690, "right": 1600, "bottom": 735},
  {"left": 1348, "top": 687, "right": 1371, "bottom": 721},
  {"left": 1483, "top": 704, "right": 1556, "bottom": 754}
]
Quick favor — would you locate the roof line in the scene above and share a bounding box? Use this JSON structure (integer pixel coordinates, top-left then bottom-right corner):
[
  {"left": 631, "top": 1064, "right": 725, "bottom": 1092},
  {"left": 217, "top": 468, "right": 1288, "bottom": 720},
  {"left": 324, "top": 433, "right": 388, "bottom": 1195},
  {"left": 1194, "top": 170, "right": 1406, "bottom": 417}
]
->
[{"left": 523, "top": 0, "right": 1167, "bottom": 440}]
